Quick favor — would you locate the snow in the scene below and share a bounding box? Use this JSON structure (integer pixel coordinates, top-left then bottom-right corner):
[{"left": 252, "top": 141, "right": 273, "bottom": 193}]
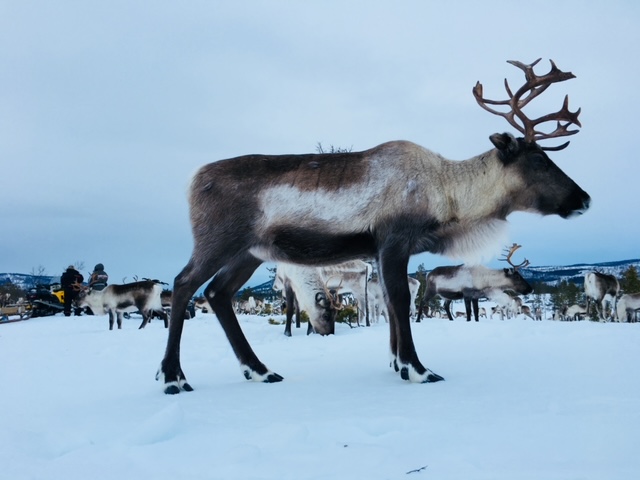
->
[{"left": 1, "top": 311, "right": 638, "bottom": 480}]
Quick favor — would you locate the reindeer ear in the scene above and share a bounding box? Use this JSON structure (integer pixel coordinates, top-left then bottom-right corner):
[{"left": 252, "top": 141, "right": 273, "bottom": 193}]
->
[{"left": 490, "top": 132, "right": 520, "bottom": 164}]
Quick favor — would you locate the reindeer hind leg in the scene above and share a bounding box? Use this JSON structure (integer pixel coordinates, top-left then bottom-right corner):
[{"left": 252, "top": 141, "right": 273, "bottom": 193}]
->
[{"left": 159, "top": 254, "right": 230, "bottom": 394}]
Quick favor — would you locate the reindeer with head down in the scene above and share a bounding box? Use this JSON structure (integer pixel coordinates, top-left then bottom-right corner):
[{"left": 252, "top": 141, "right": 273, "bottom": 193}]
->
[{"left": 158, "top": 58, "right": 590, "bottom": 394}]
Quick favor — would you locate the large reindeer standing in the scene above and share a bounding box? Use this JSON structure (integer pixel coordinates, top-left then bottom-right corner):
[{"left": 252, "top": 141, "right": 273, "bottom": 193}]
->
[{"left": 158, "top": 59, "right": 590, "bottom": 394}]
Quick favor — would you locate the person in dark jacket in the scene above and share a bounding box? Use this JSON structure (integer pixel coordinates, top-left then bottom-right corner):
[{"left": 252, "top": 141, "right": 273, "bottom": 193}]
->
[
  {"left": 61, "top": 265, "right": 84, "bottom": 316},
  {"left": 89, "top": 263, "right": 109, "bottom": 291}
]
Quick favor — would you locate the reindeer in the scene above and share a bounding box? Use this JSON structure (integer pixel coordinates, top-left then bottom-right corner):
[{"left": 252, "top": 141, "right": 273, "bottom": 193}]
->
[
  {"left": 507, "top": 296, "right": 524, "bottom": 319},
  {"left": 78, "top": 280, "right": 168, "bottom": 330},
  {"left": 235, "top": 296, "right": 262, "bottom": 315},
  {"left": 615, "top": 293, "right": 640, "bottom": 323},
  {"left": 584, "top": 272, "right": 620, "bottom": 321},
  {"left": 367, "top": 276, "right": 421, "bottom": 324},
  {"left": 534, "top": 307, "right": 543, "bottom": 321},
  {"left": 520, "top": 305, "right": 535, "bottom": 320},
  {"left": 193, "top": 297, "right": 212, "bottom": 315},
  {"left": 564, "top": 304, "right": 587, "bottom": 321},
  {"left": 315, "top": 260, "right": 372, "bottom": 326},
  {"left": 272, "top": 268, "right": 304, "bottom": 335},
  {"left": 417, "top": 244, "right": 532, "bottom": 322},
  {"left": 157, "top": 58, "right": 590, "bottom": 394},
  {"left": 272, "top": 262, "right": 346, "bottom": 336}
]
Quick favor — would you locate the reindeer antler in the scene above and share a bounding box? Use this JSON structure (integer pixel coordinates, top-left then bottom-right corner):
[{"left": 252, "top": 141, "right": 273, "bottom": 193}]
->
[
  {"left": 322, "top": 275, "right": 345, "bottom": 311},
  {"left": 500, "top": 243, "right": 530, "bottom": 270},
  {"left": 473, "top": 58, "right": 581, "bottom": 151},
  {"left": 72, "top": 281, "right": 88, "bottom": 292}
]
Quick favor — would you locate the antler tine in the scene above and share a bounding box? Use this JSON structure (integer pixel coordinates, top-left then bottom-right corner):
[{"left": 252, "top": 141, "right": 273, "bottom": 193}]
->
[
  {"left": 322, "top": 275, "right": 344, "bottom": 311},
  {"left": 506, "top": 58, "right": 543, "bottom": 83},
  {"left": 499, "top": 243, "right": 530, "bottom": 270},
  {"left": 473, "top": 81, "right": 526, "bottom": 136},
  {"left": 530, "top": 95, "right": 582, "bottom": 134},
  {"left": 474, "top": 58, "right": 580, "bottom": 148}
]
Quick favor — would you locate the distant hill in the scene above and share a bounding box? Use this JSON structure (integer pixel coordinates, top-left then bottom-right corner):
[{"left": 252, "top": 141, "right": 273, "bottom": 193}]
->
[
  {"left": 0, "top": 273, "right": 60, "bottom": 289},
  {"left": 518, "top": 259, "right": 640, "bottom": 285}
]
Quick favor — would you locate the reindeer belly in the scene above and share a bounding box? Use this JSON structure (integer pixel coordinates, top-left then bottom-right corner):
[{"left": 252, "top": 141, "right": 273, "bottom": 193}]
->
[
  {"left": 438, "top": 290, "right": 464, "bottom": 301},
  {"left": 115, "top": 300, "right": 138, "bottom": 312},
  {"left": 258, "top": 225, "right": 377, "bottom": 265}
]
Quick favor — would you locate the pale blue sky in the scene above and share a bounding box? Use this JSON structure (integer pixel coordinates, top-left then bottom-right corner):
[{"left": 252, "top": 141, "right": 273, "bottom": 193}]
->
[{"left": 1, "top": 1, "right": 638, "bottom": 286}]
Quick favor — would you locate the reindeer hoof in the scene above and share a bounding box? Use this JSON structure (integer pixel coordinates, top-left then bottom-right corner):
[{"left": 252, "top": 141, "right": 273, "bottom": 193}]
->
[
  {"left": 425, "top": 371, "right": 445, "bottom": 383},
  {"left": 242, "top": 366, "right": 284, "bottom": 383},
  {"left": 265, "top": 373, "right": 284, "bottom": 383},
  {"left": 400, "top": 364, "right": 445, "bottom": 383},
  {"left": 157, "top": 364, "right": 192, "bottom": 394},
  {"left": 164, "top": 384, "right": 181, "bottom": 395},
  {"left": 162, "top": 379, "right": 193, "bottom": 394}
]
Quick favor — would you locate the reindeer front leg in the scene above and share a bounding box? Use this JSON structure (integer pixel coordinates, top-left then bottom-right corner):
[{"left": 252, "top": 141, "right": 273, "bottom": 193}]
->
[
  {"left": 108, "top": 309, "right": 116, "bottom": 330},
  {"left": 138, "top": 312, "right": 149, "bottom": 329},
  {"left": 379, "top": 247, "right": 444, "bottom": 383}
]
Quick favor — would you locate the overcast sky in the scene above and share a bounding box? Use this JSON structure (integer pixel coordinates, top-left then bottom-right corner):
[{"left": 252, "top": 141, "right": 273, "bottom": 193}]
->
[{"left": 1, "top": 1, "right": 638, "bottom": 287}]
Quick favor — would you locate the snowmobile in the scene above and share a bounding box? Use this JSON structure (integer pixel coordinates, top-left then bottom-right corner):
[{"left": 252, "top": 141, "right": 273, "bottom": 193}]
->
[{"left": 26, "top": 284, "right": 65, "bottom": 317}]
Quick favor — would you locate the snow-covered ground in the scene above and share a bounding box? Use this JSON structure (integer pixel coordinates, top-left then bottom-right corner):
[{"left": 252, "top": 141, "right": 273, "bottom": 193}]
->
[{"left": 1, "top": 310, "right": 638, "bottom": 480}]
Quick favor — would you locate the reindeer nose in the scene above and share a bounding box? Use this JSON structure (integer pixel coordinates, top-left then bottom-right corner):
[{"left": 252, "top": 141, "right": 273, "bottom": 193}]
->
[{"left": 572, "top": 192, "right": 590, "bottom": 217}]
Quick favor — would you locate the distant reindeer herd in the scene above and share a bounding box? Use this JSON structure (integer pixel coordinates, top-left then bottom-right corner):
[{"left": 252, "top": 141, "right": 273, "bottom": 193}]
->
[{"left": 66, "top": 256, "right": 636, "bottom": 334}]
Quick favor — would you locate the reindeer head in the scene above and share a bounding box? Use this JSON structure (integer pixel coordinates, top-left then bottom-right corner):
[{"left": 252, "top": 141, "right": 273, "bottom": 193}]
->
[
  {"left": 474, "top": 59, "right": 590, "bottom": 219},
  {"left": 500, "top": 243, "right": 533, "bottom": 295},
  {"left": 75, "top": 284, "right": 104, "bottom": 312},
  {"left": 311, "top": 275, "right": 344, "bottom": 335}
]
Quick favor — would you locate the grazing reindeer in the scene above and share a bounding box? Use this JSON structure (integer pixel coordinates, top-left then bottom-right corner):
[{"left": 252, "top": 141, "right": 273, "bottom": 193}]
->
[
  {"left": 272, "top": 262, "right": 357, "bottom": 336},
  {"left": 615, "top": 293, "right": 640, "bottom": 323},
  {"left": 417, "top": 244, "right": 532, "bottom": 322},
  {"left": 315, "top": 260, "right": 372, "bottom": 326},
  {"left": 584, "top": 272, "right": 620, "bottom": 321},
  {"left": 158, "top": 58, "right": 590, "bottom": 394}
]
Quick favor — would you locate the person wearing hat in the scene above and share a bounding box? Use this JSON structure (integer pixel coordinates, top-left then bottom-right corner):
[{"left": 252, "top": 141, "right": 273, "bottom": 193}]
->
[
  {"left": 60, "top": 265, "right": 84, "bottom": 317},
  {"left": 89, "top": 263, "right": 109, "bottom": 291}
]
